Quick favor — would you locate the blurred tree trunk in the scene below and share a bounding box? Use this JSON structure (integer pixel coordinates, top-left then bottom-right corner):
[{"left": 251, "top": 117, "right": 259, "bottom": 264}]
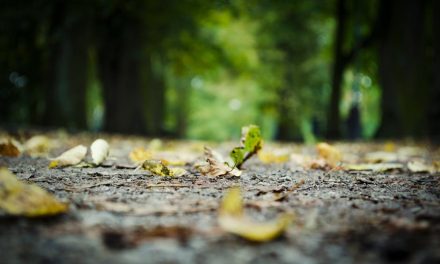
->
[
  {"left": 326, "top": 0, "right": 347, "bottom": 139},
  {"left": 175, "top": 76, "right": 191, "bottom": 138},
  {"left": 143, "top": 54, "right": 165, "bottom": 136},
  {"left": 97, "top": 14, "right": 146, "bottom": 134},
  {"left": 376, "top": 0, "right": 428, "bottom": 138},
  {"left": 276, "top": 83, "right": 300, "bottom": 141},
  {"left": 429, "top": 0, "right": 440, "bottom": 141},
  {"left": 43, "top": 2, "right": 89, "bottom": 130}
]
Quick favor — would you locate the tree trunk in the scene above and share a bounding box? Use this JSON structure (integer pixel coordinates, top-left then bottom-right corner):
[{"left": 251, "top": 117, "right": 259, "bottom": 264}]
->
[
  {"left": 275, "top": 83, "right": 301, "bottom": 141},
  {"left": 326, "top": 0, "right": 347, "bottom": 139},
  {"left": 376, "top": 0, "right": 427, "bottom": 138},
  {"left": 143, "top": 54, "right": 165, "bottom": 137},
  {"left": 428, "top": 0, "right": 440, "bottom": 141},
  {"left": 97, "top": 15, "right": 146, "bottom": 134},
  {"left": 43, "top": 3, "right": 89, "bottom": 130},
  {"left": 175, "top": 76, "right": 191, "bottom": 138}
]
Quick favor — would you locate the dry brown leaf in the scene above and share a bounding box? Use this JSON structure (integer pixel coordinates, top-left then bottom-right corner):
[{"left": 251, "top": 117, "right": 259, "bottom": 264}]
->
[
  {"left": 0, "top": 168, "right": 68, "bottom": 217},
  {"left": 49, "top": 145, "right": 87, "bottom": 168},
  {"left": 90, "top": 139, "right": 110, "bottom": 165},
  {"left": 0, "top": 139, "right": 21, "bottom": 157},
  {"left": 197, "top": 147, "right": 241, "bottom": 177},
  {"left": 316, "top": 142, "right": 341, "bottom": 167},
  {"left": 218, "top": 187, "right": 291, "bottom": 242}
]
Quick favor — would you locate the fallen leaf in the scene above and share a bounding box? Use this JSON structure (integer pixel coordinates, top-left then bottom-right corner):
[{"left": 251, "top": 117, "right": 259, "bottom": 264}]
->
[
  {"left": 218, "top": 187, "right": 291, "bottom": 242},
  {"left": 0, "top": 139, "right": 21, "bottom": 157},
  {"left": 290, "top": 153, "right": 310, "bottom": 165},
  {"left": 230, "top": 125, "right": 262, "bottom": 168},
  {"left": 0, "top": 168, "right": 68, "bottom": 217},
  {"left": 49, "top": 145, "right": 87, "bottom": 168},
  {"left": 129, "top": 147, "right": 153, "bottom": 164},
  {"left": 197, "top": 147, "right": 241, "bottom": 177},
  {"left": 364, "top": 151, "right": 398, "bottom": 163},
  {"left": 344, "top": 163, "right": 404, "bottom": 172},
  {"left": 407, "top": 160, "right": 434, "bottom": 173},
  {"left": 142, "top": 160, "right": 187, "bottom": 177},
  {"left": 316, "top": 142, "right": 341, "bottom": 167},
  {"left": 148, "top": 138, "right": 163, "bottom": 150},
  {"left": 24, "top": 135, "right": 51, "bottom": 156},
  {"left": 90, "top": 139, "right": 110, "bottom": 165},
  {"left": 258, "top": 149, "right": 289, "bottom": 164},
  {"left": 161, "top": 159, "right": 187, "bottom": 166},
  {"left": 383, "top": 141, "right": 396, "bottom": 152}
]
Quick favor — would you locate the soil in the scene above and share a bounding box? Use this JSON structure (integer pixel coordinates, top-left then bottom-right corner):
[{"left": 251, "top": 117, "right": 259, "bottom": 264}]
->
[{"left": 0, "top": 135, "right": 439, "bottom": 264}]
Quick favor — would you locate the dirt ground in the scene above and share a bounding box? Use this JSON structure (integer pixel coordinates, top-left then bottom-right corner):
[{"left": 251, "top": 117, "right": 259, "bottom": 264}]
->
[{"left": 0, "top": 134, "right": 439, "bottom": 264}]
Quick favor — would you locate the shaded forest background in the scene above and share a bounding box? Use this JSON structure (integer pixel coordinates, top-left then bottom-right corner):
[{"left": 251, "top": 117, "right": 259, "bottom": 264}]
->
[{"left": 0, "top": 0, "right": 439, "bottom": 142}]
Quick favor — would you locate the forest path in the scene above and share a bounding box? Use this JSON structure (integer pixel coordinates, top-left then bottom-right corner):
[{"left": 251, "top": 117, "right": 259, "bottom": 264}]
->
[{"left": 0, "top": 134, "right": 439, "bottom": 264}]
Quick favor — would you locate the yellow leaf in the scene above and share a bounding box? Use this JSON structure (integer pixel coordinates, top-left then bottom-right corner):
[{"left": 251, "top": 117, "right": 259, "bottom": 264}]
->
[
  {"left": 90, "top": 139, "right": 109, "bottom": 165},
  {"left": 49, "top": 145, "right": 87, "bottom": 168},
  {"left": 407, "top": 160, "right": 434, "bottom": 173},
  {"left": 0, "top": 168, "right": 68, "bottom": 217},
  {"left": 220, "top": 187, "right": 243, "bottom": 217},
  {"left": 197, "top": 147, "right": 241, "bottom": 177},
  {"left": 142, "top": 160, "right": 187, "bottom": 177},
  {"left": 344, "top": 163, "right": 404, "bottom": 172},
  {"left": 383, "top": 141, "right": 396, "bottom": 152},
  {"left": 258, "top": 150, "right": 289, "bottom": 164},
  {"left": 218, "top": 187, "right": 291, "bottom": 242},
  {"left": 129, "top": 147, "right": 153, "bottom": 163},
  {"left": 0, "top": 139, "right": 21, "bottom": 157},
  {"left": 364, "top": 151, "right": 397, "bottom": 163},
  {"left": 316, "top": 142, "right": 341, "bottom": 167},
  {"left": 24, "top": 135, "right": 51, "bottom": 156},
  {"left": 161, "top": 159, "right": 187, "bottom": 166}
]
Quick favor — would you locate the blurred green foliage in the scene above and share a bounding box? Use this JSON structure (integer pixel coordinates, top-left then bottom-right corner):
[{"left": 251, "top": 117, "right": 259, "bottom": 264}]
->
[{"left": 1, "top": 0, "right": 437, "bottom": 141}]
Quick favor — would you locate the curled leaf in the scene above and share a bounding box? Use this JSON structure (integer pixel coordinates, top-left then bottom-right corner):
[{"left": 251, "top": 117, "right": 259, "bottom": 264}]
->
[
  {"left": 198, "top": 147, "right": 241, "bottom": 177},
  {"left": 230, "top": 125, "right": 262, "bottom": 168},
  {"left": 0, "top": 168, "right": 68, "bottom": 217},
  {"left": 142, "top": 160, "right": 187, "bottom": 177},
  {"left": 316, "top": 142, "right": 341, "bottom": 167},
  {"left": 90, "top": 139, "right": 109, "bottom": 165},
  {"left": 49, "top": 145, "right": 87, "bottom": 168},
  {"left": 219, "top": 187, "right": 291, "bottom": 242}
]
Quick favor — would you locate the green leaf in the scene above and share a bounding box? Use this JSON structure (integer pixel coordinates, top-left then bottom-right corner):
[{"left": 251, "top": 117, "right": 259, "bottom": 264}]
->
[
  {"left": 241, "top": 125, "right": 262, "bottom": 152},
  {"left": 230, "top": 125, "right": 262, "bottom": 168}
]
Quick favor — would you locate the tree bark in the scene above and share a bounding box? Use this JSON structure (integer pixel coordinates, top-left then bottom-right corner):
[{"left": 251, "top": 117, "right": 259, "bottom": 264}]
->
[
  {"left": 43, "top": 2, "right": 89, "bottom": 130},
  {"left": 376, "top": 0, "right": 427, "bottom": 138},
  {"left": 326, "top": 0, "right": 347, "bottom": 139},
  {"left": 428, "top": 0, "right": 440, "bottom": 141},
  {"left": 143, "top": 54, "right": 165, "bottom": 136},
  {"left": 97, "top": 12, "right": 146, "bottom": 134}
]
